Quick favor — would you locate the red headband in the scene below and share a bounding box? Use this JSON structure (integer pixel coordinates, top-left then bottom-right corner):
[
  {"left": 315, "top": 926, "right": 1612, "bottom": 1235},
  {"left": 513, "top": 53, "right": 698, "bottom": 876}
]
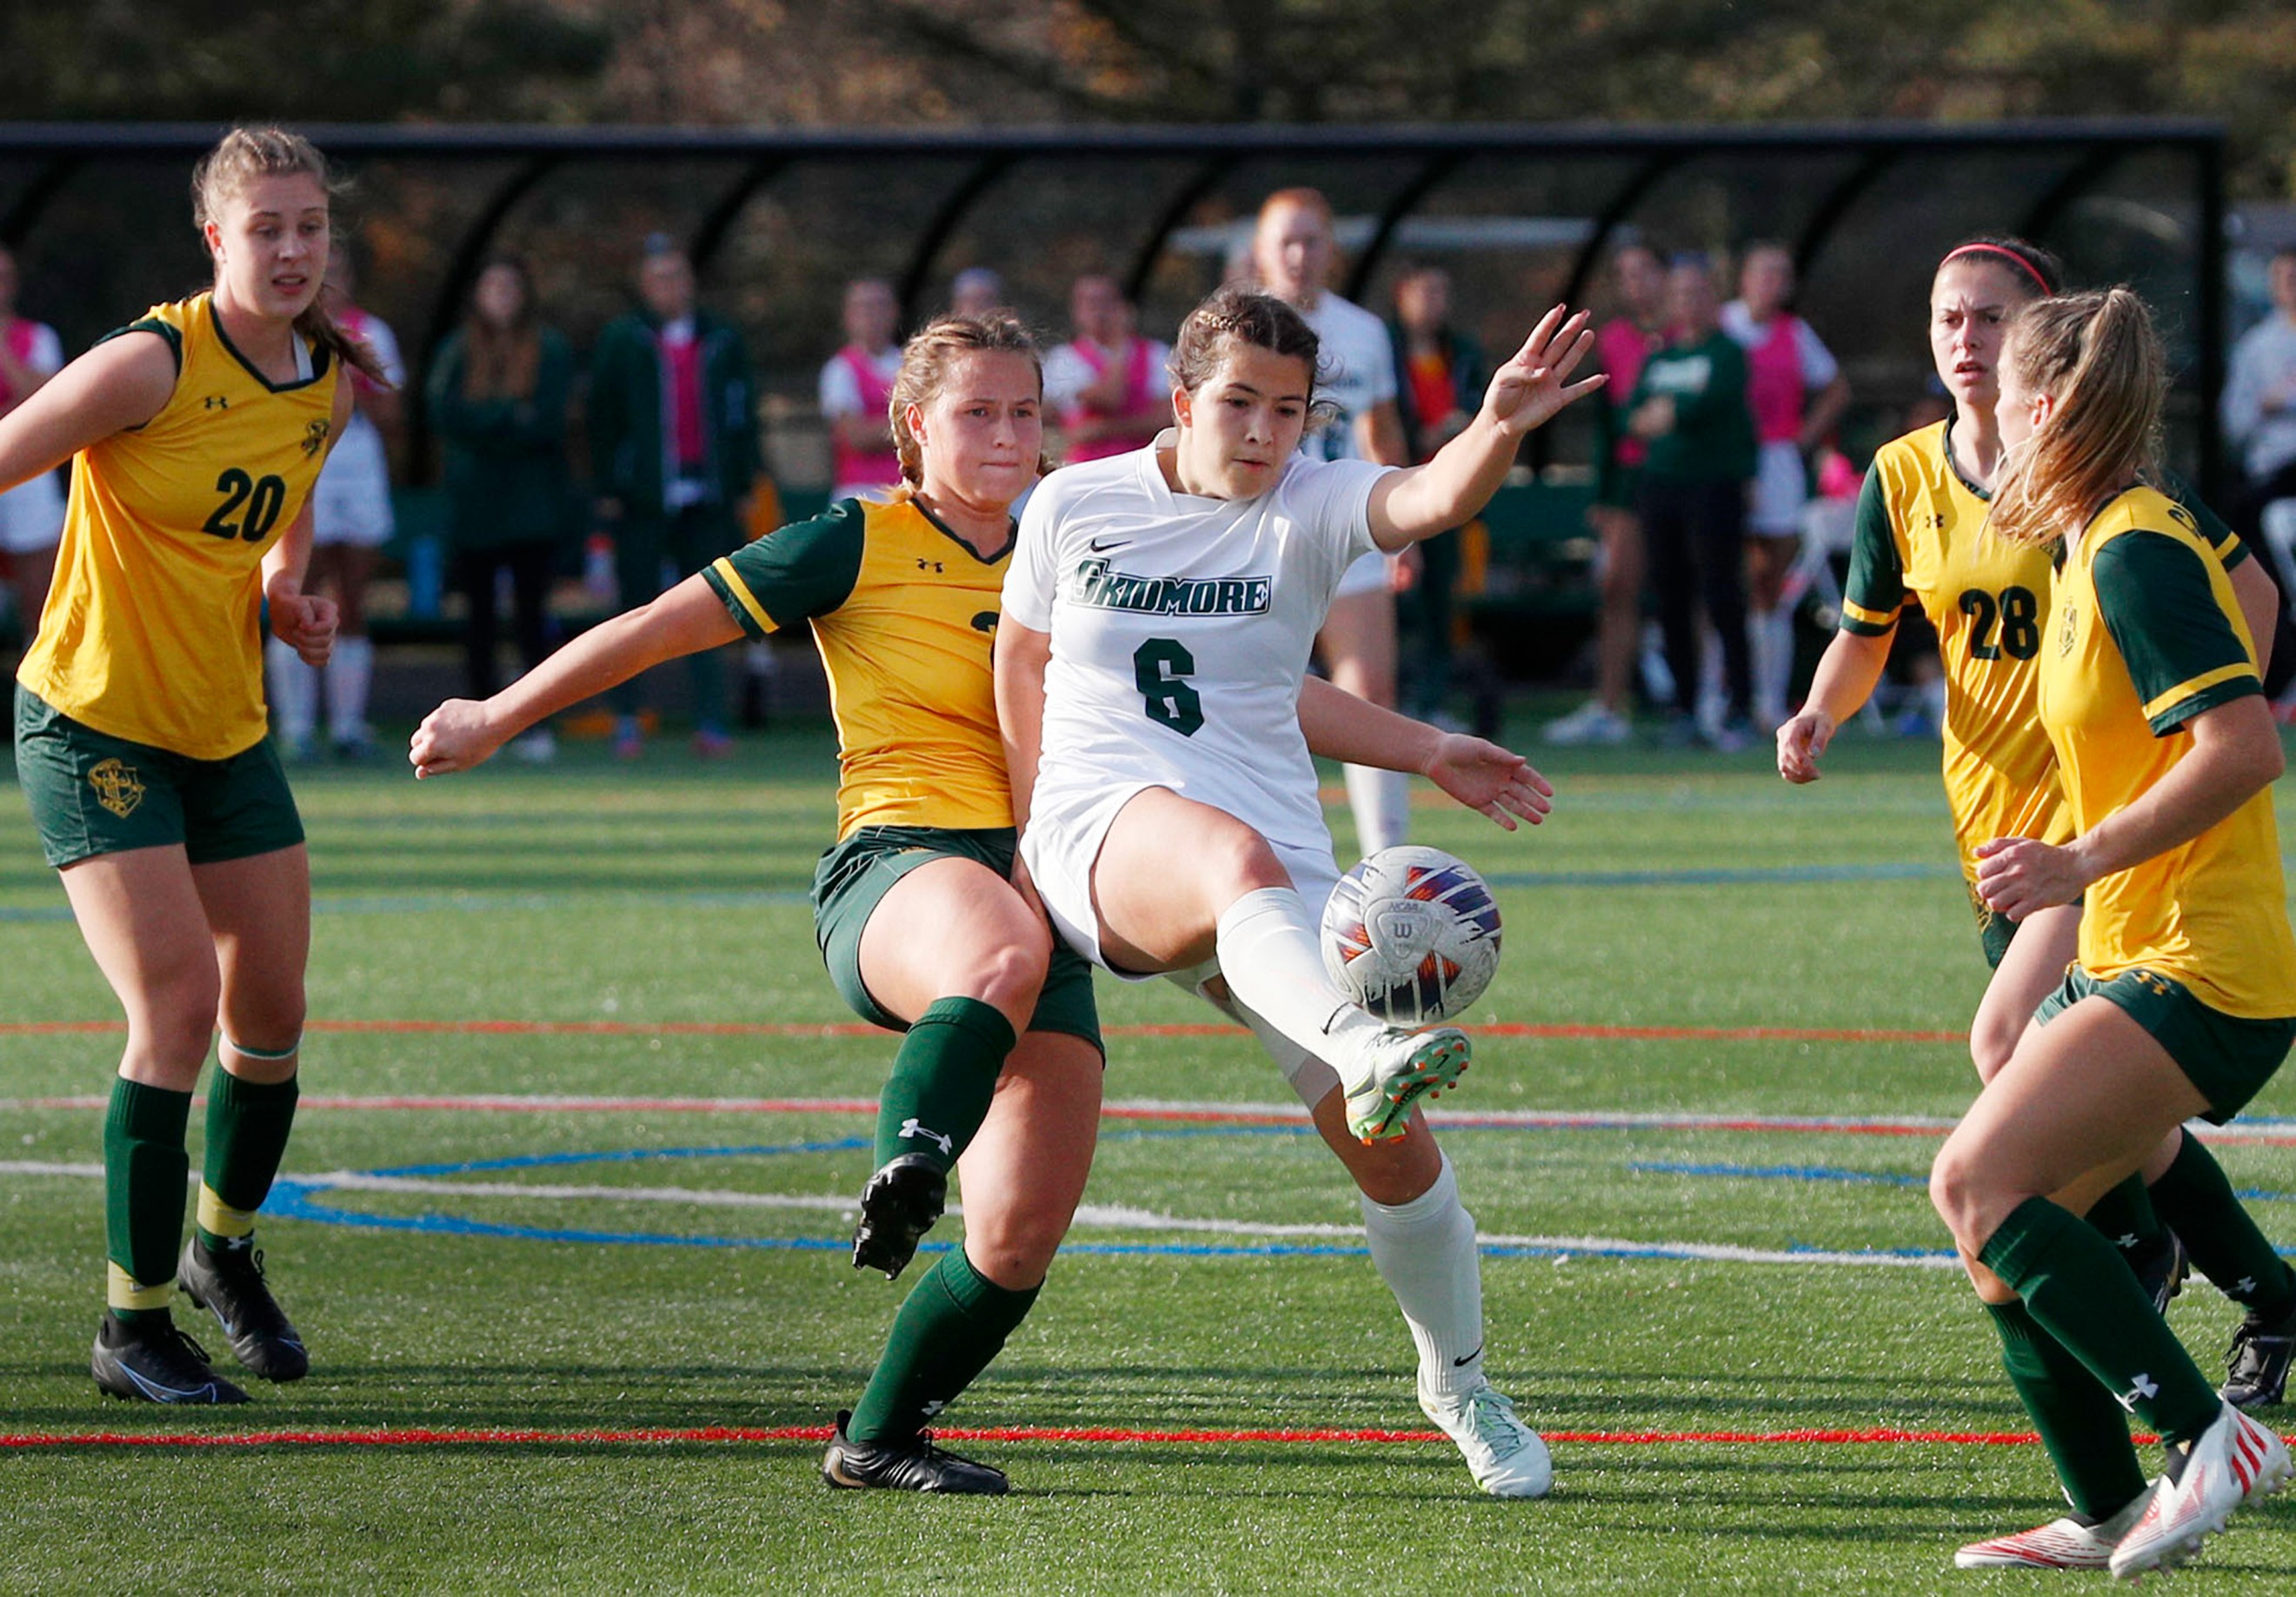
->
[{"left": 1940, "top": 243, "right": 2053, "bottom": 296}]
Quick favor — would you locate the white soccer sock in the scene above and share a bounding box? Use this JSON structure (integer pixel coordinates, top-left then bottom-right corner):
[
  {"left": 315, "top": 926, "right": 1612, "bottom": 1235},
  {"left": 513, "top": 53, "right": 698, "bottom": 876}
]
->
[
  {"left": 1342, "top": 763, "right": 1409, "bottom": 856},
  {"left": 1360, "top": 1153, "right": 1487, "bottom": 1401},
  {"left": 1752, "top": 606, "right": 1794, "bottom": 724},
  {"left": 265, "top": 635, "right": 317, "bottom": 745},
  {"left": 1214, "top": 888, "right": 1391, "bottom": 1092},
  {"left": 325, "top": 635, "right": 374, "bottom": 744}
]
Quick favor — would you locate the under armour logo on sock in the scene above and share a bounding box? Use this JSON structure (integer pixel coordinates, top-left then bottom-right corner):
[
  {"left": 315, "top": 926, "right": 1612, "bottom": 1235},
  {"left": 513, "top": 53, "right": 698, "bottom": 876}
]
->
[
  {"left": 2117, "top": 1372, "right": 2160, "bottom": 1413},
  {"left": 921, "top": 1399, "right": 947, "bottom": 1418},
  {"left": 2238, "top": 1276, "right": 2259, "bottom": 1297},
  {"left": 2113, "top": 1233, "right": 2140, "bottom": 1250},
  {"left": 898, "top": 1118, "right": 954, "bottom": 1156}
]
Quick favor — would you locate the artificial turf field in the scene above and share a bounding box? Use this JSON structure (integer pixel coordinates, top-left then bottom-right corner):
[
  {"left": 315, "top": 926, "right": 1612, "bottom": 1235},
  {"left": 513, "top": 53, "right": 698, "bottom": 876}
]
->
[{"left": 3, "top": 715, "right": 2293, "bottom": 1594}]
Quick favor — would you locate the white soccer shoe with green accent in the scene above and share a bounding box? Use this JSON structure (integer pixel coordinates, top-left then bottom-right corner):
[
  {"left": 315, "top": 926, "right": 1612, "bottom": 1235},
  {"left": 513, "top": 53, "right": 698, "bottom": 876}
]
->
[
  {"left": 1346, "top": 1027, "right": 1470, "bottom": 1143},
  {"left": 1421, "top": 1381, "right": 1552, "bottom": 1499}
]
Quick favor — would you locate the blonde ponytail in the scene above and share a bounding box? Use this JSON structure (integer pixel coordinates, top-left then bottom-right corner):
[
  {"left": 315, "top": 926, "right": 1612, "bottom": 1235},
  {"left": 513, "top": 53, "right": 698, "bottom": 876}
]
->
[{"left": 1989, "top": 288, "right": 2163, "bottom": 547}]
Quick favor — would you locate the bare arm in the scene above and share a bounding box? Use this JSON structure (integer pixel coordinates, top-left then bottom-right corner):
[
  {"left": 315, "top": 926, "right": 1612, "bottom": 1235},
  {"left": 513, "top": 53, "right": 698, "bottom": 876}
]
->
[
  {"left": 1368, "top": 307, "right": 1602, "bottom": 550},
  {"left": 0, "top": 331, "right": 175, "bottom": 492},
  {"left": 1975, "top": 694, "right": 2285, "bottom": 919},
  {"left": 1355, "top": 398, "right": 1409, "bottom": 469},
  {"left": 1296, "top": 675, "right": 1552, "bottom": 829},
  {"left": 1798, "top": 373, "right": 1852, "bottom": 457},
  {"left": 1775, "top": 628, "right": 1893, "bottom": 783},
  {"left": 992, "top": 618, "right": 1053, "bottom": 835},
  {"left": 412, "top": 575, "right": 742, "bottom": 775},
  {"left": 2230, "top": 552, "right": 2280, "bottom": 675}
]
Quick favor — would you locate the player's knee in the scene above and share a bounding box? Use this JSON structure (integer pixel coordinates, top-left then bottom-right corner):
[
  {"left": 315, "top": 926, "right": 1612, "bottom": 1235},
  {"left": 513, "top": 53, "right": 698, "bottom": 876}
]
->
[
  {"left": 965, "top": 1203, "right": 1068, "bottom": 1286},
  {"left": 1968, "top": 1024, "right": 2015, "bottom": 1084},
  {"left": 968, "top": 935, "right": 1048, "bottom": 1021},
  {"left": 1204, "top": 824, "right": 1288, "bottom": 900},
  {"left": 1927, "top": 1143, "right": 2000, "bottom": 1251}
]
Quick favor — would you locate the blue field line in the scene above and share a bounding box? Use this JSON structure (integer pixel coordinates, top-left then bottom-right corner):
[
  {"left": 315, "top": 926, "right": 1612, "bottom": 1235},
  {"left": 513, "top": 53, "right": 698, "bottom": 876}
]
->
[
  {"left": 1631, "top": 1160, "right": 1929, "bottom": 1189},
  {"left": 369, "top": 1139, "right": 867, "bottom": 1179},
  {"left": 0, "top": 861, "right": 1962, "bottom": 923}
]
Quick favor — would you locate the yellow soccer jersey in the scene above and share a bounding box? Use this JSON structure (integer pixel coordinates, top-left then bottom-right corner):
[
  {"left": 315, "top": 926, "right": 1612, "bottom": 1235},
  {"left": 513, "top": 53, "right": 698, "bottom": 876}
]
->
[
  {"left": 17, "top": 294, "right": 338, "bottom": 760},
  {"left": 1841, "top": 420, "right": 2246, "bottom": 887},
  {"left": 706, "top": 496, "right": 1013, "bottom": 838},
  {"left": 2042, "top": 485, "right": 2296, "bottom": 1018}
]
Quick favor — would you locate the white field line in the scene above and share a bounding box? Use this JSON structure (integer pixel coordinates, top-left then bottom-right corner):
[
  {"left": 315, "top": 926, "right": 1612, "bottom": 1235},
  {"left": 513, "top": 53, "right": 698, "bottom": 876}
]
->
[{"left": 0, "top": 1160, "right": 1954, "bottom": 1268}]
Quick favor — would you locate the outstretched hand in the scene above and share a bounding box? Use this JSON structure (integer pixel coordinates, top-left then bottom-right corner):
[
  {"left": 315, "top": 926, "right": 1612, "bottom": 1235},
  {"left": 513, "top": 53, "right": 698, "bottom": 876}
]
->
[
  {"left": 1483, "top": 306, "right": 1606, "bottom": 438},
  {"left": 409, "top": 700, "right": 506, "bottom": 779},
  {"left": 1422, "top": 733, "right": 1554, "bottom": 830}
]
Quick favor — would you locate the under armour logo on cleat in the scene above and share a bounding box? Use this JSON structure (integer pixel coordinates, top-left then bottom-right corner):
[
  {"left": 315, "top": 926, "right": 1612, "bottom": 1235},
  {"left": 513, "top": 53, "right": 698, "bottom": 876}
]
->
[
  {"left": 898, "top": 1119, "right": 954, "bottom": 1156},
  {"left": 2117, "top": 1373, "right": 2160, "bottom": 1413}
]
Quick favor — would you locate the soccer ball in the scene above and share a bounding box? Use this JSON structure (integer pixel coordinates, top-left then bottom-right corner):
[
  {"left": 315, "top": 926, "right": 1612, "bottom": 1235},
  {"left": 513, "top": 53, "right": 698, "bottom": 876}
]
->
[{"left": 1321, "top": 845, "right": 1502, "bottom": 1028}]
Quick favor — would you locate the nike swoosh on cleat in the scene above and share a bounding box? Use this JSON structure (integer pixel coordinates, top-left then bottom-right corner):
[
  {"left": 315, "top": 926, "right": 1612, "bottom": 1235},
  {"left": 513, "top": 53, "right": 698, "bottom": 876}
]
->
[{"left": 123, "top": 1366, "right": 213, "bottom": 1402}]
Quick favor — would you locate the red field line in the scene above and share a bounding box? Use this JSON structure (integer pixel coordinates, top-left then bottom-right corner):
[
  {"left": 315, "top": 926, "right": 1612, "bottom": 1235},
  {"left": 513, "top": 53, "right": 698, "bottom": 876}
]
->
[
  {"left": 0, "top": 1018, "right": 1972, "bottom": 1044},
  {"left": 0, "top": 1424, "right": 2136, "bottom": 1450}
]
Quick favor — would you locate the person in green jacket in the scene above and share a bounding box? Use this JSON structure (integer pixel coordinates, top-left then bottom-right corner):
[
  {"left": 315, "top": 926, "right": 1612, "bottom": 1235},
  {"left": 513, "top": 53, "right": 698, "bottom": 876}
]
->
[
  {"left": 429, "top": 256, "right": 577, "bottom": 761},
  {"left": 1627, "top": 254, "right": 1758, "bottom": 749},
  {"left": 587, "top": 236, "right": 759, "bottom": 758}
]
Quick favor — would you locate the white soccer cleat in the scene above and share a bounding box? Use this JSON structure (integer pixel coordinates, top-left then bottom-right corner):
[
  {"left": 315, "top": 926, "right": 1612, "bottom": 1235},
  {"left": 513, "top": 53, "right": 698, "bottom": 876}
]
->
[
  {"left": 1421, "top": 1381, "right": 1552, "bottom": 1499},
  {"left": 1345, "top": 1026, "right": 1470, "bottom": 1143},
  {"left": 1953, "top": 1483, "right": 2157, "bottom": 1570},
  {"left": 2106, "top": 1400, "right": 2293, "bottom": 1580}
]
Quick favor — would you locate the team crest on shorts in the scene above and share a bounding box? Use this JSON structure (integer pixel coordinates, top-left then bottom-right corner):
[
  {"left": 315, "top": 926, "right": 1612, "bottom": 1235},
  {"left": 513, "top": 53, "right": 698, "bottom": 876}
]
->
[
  {"left": 87, "top": 758, "right": 145, "bottom": 819},
  {"left": 301, "top": 419, "right": 332, "bottom": 458}
]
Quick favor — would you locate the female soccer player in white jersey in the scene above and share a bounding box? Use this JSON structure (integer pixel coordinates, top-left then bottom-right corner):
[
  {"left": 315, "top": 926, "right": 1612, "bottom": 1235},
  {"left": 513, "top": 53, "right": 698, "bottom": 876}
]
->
[
  {"left": 997, "top": 285, "right": 1599, "bottom": 1495},
  {"left": 415, "top": 311, "right": 1546, "bottom": 1494}
]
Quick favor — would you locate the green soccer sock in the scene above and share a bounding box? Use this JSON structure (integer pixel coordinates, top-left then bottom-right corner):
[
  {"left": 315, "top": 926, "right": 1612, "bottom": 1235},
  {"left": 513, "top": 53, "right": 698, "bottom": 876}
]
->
[
  {"left": 1983, "top": 1299, "right": 2150, "bottom": 1520},
  {"left": 1980, "top": 1196, "right": 2221, "bottom": 1447},
  {"left": 848, "top": 1247, "right": 1041, "bottom": 1443},
  {"left": 2150, "top": 1130, "right": 2296, "bottom": 1317},
  {"left": 198, "top": 1068, "right": 299, "bottom": 1250},
  {"left": 103, "top": 1078, "right": 192, "bottom": 1325},
  {"left": 2083, "top": 1174, "right": 2164, "bottom": 1258},
  {"left": 873, "top": 997, "right": 1016, "bottom": 1174}
]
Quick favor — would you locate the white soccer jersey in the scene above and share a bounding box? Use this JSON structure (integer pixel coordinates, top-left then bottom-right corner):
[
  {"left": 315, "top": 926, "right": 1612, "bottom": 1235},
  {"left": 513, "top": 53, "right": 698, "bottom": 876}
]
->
[
  {"left": 1006, "top": 436, "right": 1390, "bottom": 962},
  {"left": 1294, "top": 292, "right": 1397, "bottom": 465},
  {"left": 312, "top": 311, "right": 403, "bottom": 547}
]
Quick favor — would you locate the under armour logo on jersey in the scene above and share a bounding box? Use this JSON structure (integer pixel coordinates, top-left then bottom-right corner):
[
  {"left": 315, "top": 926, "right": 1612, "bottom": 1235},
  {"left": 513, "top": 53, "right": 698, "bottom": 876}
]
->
[
  {"left": 2116, "top": 1372, "right": 2160, "bottom": 1413},
  {"left": 203, "top": 395, "right": 230, "bottom": 409},
  {"left": 898, "top": 1118, "right": 953, "bottom": 1156},
  {"left": 915, "top": 557, "right": 944, "bottom": 573}
]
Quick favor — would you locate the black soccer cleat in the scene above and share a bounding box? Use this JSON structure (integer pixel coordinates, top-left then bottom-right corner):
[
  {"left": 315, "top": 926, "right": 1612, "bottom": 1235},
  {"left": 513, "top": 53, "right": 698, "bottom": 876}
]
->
[
  {"left": 2223, "top": 1300, "right": 2296, "bottom": 1409},
  {"left": 2127, "top": 1228, "right": 2190, "bottom": 1319},
  {"left": 90, "top": 1312, "right": 250, "bottom": 1405},
  {"left": 850, "top": 1154, "right": 947, "bottom": 1281},
  {"left": 821, "top": 1409, "right": 1008, "bottom": 1494},
  {"left": 178, "top": 1235, "right": 309, "bottom": 1381}
]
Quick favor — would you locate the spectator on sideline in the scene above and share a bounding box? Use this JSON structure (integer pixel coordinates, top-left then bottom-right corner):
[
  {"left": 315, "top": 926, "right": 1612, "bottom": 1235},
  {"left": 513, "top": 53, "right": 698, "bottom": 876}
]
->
[
  {"left": 1388, "top": 263, "right": 1486, "bottom": 722},
  {"left": 2221, "top": 243, "right": 2296, "bottom": 699},
  {"left": 0, "top": 243, "right": 66, "bottom": 661},
  {"left": 1547, "top": 243, "right": 1667, "bottom": 747},
  {"left": 1723, "top": 243, "right": 1850, "bottom": 729},
  {"left": 1042, "top": 273, "right": 1170, "bottom": 464},
  {"left": 267, "top": 240, "right": 401, "bottom": 763},
  {"left": 588, "top": 236, "right": 758, "bottom": 759},
  {"left": 428, "top": 256, "right": 576, "bottom": 762},
  {"left": 1629, "top": 255, "right": 1757, "bottom": 749},
  {"left": 1252, "top": 186, "right": 1414, "bottom": 856},
  {"left": 819, "top": 277, "right": 903, "bottom": 503},
  {"left": 949, "top": 266, "right": 1004, "bottom": 319}
]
